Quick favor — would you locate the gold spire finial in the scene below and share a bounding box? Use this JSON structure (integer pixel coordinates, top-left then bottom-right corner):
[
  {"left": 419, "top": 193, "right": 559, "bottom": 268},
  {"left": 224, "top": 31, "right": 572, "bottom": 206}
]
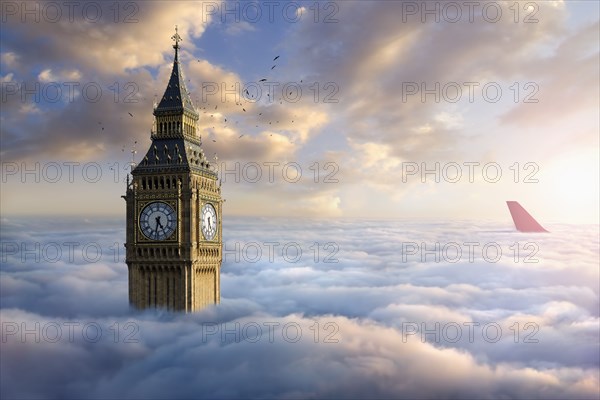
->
[{"left": 171, "top": 25, "right": 182, "bottom": 49}]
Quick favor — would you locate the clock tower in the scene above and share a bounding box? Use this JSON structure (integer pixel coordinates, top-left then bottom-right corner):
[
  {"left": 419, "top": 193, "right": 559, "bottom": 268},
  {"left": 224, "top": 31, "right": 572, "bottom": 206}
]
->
[{"left": 123, "top": 27, "right": 222, "bottom": 312}]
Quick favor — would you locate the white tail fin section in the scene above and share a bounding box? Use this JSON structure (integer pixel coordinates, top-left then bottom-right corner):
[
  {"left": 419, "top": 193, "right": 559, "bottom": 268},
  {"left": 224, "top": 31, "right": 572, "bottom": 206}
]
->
[{"left": 506, "top": 201, "right": 548, "bottom": 232}]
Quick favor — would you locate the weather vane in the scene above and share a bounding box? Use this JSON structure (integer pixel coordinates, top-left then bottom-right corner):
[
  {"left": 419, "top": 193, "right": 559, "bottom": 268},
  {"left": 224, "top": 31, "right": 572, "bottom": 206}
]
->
[{"left": 171, "top": 25, "right": 182, "bottom": 48}]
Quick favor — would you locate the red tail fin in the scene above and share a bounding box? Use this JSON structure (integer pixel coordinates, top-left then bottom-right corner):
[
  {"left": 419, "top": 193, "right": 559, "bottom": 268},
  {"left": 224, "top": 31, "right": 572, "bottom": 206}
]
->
[{"left": 506, "top": 201, "right": 548, "bottom": 232}]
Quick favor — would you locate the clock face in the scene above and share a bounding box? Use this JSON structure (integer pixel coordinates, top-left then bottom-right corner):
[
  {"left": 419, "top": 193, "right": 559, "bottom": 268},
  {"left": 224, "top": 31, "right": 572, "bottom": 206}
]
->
[
  {"left": 201, "top": 203, "right": 217, "bottom": 240},
  {"left": 139, "top": 202, "right": 176, "bottom": 241}
]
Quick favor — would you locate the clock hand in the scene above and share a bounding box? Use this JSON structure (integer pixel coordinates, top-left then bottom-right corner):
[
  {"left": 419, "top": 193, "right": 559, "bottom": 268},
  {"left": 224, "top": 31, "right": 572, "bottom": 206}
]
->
[{"left": 155, "top": 216, "right": 162, "bottom": 238}]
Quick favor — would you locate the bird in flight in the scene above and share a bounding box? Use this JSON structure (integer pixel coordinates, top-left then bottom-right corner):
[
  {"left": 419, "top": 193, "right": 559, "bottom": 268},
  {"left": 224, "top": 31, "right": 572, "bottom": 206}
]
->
[
  {"left": 128, "top": 112, "right": 133, "bottom": 117},
  {"left": 273, "top": 56, "right": 280, "bottom": 61}
]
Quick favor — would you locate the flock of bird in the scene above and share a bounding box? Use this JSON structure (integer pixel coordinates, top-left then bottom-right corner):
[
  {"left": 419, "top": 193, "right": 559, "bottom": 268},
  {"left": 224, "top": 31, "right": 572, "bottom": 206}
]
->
[
  {"left": 109, "top": 54, "right": 301, "bottom": 159},
  {"left": 193, "top": 54, "right": 299, "bottom": 143}
]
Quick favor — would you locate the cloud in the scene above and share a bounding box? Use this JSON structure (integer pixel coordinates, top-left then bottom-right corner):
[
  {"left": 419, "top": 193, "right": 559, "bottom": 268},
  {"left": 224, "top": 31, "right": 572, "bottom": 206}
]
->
[
  {"left": 1, "top": 51, "right": 19, "bottom": 69},
  {"left": 1, "top": 1, "right": 212, "bottom": 76},
  {"left": 1, "top": 308, "right": 597, "bottom": 399},
  {"left": 1, "top": 1, "right": 597, "bottom": 221},
  {"left": 279, "top": 0, "right": 597, "bottom": 194},
  {"left": 224, "top": 21, "right": 257, "bottom": 36},
  {"left": 0, "top": 1, "right": 214, "bottom": 163},
  {"left": 38, "top": 69, "right": 82, "bottom": 83},
  {"left": 1, "top": 217, "right": 598, "bottom": 398},
  {"left": 0, "top": 1, "right": 328, "bottom": 176}
]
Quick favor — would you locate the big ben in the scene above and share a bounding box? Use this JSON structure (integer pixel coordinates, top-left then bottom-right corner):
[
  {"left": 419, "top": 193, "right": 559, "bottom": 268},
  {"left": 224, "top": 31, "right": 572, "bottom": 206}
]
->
[{"left": 123, "top": 27, "right": 222, "bottom": 312}]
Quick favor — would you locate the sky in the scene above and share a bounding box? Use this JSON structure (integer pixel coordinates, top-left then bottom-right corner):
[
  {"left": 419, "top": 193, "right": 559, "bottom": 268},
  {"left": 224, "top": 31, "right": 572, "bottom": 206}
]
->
[
  {"left": 1, "top": 2, "right": 599, "bottom": 398},
  {"left": 0, "top": 0, "right": 598, "bottom": 223}
]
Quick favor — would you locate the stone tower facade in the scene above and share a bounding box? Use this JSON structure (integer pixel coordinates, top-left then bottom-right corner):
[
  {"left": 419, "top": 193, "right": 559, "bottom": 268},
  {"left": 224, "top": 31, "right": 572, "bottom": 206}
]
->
[{"left": 123, "top": 28, "right": 222, "bottom": 312}]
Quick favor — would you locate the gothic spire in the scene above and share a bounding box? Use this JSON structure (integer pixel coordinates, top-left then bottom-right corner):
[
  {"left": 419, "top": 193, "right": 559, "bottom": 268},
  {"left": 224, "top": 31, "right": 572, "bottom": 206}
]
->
[{"left": 154, "top": 26, "right": 197, "bottom": 118}]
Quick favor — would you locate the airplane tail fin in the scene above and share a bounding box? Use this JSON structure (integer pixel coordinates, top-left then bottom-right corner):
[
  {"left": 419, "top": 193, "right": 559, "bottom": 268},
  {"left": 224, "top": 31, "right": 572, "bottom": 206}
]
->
[{"left": 506, "top": 201, "right": 548, "bottom": 232}]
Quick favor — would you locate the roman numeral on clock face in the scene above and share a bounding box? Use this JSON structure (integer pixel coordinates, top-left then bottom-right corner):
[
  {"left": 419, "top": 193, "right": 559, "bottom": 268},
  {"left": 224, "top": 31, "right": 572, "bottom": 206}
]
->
[
  {"left": 139, "top": 202, "right": 176, "bottom": 241},
  {"left": 201, "top": 203, "right": 217, "bottom": 240}
]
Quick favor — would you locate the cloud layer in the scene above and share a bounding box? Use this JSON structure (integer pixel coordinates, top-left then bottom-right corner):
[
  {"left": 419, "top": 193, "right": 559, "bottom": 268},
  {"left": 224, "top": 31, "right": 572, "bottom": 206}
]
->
[{"left": 1, "top": 217, "right": 598, "bottom": 398}]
